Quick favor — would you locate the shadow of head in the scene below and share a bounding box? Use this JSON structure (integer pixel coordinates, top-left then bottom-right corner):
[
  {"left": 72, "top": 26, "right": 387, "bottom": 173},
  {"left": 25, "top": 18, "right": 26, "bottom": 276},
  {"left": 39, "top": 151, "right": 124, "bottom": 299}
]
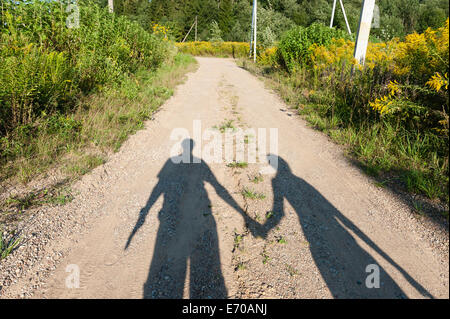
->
[
  {"left": 266, "top": 153, "right": 289, "bottom": 174},
  {"left": 181, "top": 138, "right": 195, "bottom": 156},
  {"left": 172, "top": 138, "right": 197, "bottom": 164}
]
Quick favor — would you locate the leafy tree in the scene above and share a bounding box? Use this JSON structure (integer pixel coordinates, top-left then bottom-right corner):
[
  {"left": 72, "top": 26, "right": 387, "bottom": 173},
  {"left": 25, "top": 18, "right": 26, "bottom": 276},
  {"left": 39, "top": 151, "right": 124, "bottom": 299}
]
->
[
  {"left": 218, "top": 0, "right": 234, "bottom": 40},
  {"left": 209, "top": 20, "right": 223, "bottom": 42},
  {"left": 106, "top": 0, "right": 449, "bottom": 44},
  {"left": 257, "top": 6, "right": 295, "bottom": 47},
  {"left": 230, "top": 20, "right": 248, "bottom": 42},
  {"left": 418, "top": 0, "right": 448, "bottom": 32}
]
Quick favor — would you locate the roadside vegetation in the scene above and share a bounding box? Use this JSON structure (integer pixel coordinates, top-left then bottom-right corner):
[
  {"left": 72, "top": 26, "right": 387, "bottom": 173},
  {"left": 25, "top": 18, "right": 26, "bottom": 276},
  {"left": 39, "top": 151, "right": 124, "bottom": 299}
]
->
[
  {"left": 242, "top": 21, "right": 449, "bottom": 207},
  {"left": 176, "top": 41, "right": 249, "bottom": 58},
  {"left": 0, "top": 228, "right": 21, "bottom": 260},
  {"left": 176, "top": 19, "right": 449, "bottom": 208},
  {"left": 124, "top": 0, "right": 449, "bottom": 206},
  {"left": 0, "top": 0, "right": 196, "bottom": 237},
  {"left": 0, "top": 0, "right": 196, "bottom": 185}
]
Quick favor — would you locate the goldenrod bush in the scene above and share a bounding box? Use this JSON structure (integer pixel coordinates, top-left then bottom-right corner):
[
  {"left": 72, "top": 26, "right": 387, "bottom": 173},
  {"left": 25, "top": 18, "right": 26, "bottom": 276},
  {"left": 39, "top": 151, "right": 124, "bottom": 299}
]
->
[
  {"left": 256, "top": 20, "right": 449, "bottom": 201},
  {"left": 258, "top": 47, "right": 279, "bottom": 66},
  {"left": 176, "top": 41, "right": 249, "bottom": 58},
  {"left": 295, "top": 19, "right": 449, "bottom": 136},
  {"left": 0, "top": 0, "right": 189, "bottom": 183},
  {"left": 277, "top": 23, "right": 349, "bottom": 72}
]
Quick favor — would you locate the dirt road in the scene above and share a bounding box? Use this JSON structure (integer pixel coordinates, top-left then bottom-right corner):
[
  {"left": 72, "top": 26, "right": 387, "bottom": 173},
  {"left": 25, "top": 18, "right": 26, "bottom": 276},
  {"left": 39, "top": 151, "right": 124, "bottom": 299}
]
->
[{"left": 2, "top": 57, "right": 448, "bottom": 298}]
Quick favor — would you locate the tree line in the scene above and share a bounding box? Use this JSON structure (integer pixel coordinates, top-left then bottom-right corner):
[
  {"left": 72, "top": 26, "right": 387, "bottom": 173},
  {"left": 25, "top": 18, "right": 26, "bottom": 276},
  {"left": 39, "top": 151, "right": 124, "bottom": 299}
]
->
[{"left": 100, "top": 0, "right": 449, "bottom": 44}]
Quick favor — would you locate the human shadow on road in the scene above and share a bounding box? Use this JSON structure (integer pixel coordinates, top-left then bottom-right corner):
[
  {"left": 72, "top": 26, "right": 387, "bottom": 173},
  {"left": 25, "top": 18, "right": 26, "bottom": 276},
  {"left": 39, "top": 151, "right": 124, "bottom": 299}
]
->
[
  {"left": 260, "top": 154, "right": 433, "bottom": 299},
  {"left": 125, "top": 139, "right": 253, "bottom": 299}
]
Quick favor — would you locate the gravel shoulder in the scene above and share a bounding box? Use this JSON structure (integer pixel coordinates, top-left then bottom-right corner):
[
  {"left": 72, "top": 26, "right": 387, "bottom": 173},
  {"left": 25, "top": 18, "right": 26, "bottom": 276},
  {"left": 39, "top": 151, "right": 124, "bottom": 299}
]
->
[{"left": 0, "top": 57, "right": 448, "bottom": 299}]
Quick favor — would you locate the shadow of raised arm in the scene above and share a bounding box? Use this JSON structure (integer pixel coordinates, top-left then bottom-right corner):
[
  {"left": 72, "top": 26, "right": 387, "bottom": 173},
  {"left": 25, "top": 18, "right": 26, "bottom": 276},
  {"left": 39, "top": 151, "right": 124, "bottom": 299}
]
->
[{"left": 125, "top": 181, "right": 163, "bottom": 250}]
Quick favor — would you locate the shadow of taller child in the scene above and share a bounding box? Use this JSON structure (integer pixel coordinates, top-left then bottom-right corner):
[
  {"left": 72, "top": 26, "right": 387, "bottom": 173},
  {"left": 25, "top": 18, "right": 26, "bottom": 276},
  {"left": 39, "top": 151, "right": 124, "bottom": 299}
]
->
[{"left": 125, "top": 138, "right": 256, "bottom": 299}]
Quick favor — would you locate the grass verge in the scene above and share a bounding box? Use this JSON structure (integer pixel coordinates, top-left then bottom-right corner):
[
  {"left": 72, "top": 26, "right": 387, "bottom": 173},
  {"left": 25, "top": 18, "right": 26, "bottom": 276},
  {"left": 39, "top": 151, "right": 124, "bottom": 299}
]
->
[
  {"left": 0, "top": 53, "right": 197, "bottom": 226},
  {"left": 1, "top": 53, "right": 197, "bottom": 184}
]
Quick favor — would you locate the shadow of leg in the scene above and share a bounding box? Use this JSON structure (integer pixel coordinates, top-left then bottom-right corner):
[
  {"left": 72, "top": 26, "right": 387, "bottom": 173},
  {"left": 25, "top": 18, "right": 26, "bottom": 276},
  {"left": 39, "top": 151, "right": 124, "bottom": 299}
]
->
[{"left": 190, "top": 227, "right": 227, "bottom": 299}]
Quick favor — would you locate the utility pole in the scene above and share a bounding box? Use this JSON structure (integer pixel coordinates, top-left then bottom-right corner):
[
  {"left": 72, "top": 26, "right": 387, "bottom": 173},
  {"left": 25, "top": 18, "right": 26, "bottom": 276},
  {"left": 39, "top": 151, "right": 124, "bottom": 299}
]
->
[
  {"left": 253, "top": 0, "right": 257, "bottom": 62},
  {"left": 249, "top": 0, "right": 257, "bottom": 62},
  {"left": 339, "top": 0, "right": 351, "bottom": 35},
  {"left": 353, "top": 0, "right": 375, "bottom": 66},
  {"left": 249, "top": 0, "right": 255, "bottom": 57},
  {"left": 108, "top": 0, "right": 114, "bottom": 13},
  {"left": 330, "top": 0, "right": 337, "bottom": 28},
  {"left": 195, "top": 16, "right": 198, "bottom": 42},
  {"left": 182, "top": 18, "right": 197, "bottom": 43},
  {"left": 329, "top": 0, "right": 352, "bottom": 35}
]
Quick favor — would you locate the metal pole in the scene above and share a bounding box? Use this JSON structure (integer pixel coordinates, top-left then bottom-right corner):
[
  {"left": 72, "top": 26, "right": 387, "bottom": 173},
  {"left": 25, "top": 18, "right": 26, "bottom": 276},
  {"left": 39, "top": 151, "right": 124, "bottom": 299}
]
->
[
  {"left": 253, "top": 0, "right": 257, "bottom": 63},
  {"left": 182, "top": 19, "right": 196, "bottom": 43},
  {"left": 249, "top": 0, "right": 255, "bottom": 57},
  {"left": 339, "top": 0, "right": 352, "bottom": 35},
  {"left": 195, "top": 16, "right": 198, "bottom": 41},
  {"left": 330, "top": 0, "right": 337, "bottom": 28},
  {"left": 108, "top": 0, "right": 114, "bottom": 13},
  {"left": 353, "top": 0, "right": 375, "bottom": 66}
]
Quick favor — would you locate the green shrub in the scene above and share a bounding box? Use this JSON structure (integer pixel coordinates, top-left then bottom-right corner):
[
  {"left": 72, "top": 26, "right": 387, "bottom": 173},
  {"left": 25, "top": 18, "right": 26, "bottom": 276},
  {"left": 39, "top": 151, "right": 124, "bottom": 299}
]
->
[{"left": 277, "top": 23, "right": 349, "bottom": 72}]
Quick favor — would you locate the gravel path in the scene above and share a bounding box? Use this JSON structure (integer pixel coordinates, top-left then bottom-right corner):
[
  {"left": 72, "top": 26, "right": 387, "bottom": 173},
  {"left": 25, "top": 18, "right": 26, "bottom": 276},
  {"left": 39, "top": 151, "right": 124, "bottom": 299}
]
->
[{"left": 0, "top": 57, "right": 448, "bottom": 299}]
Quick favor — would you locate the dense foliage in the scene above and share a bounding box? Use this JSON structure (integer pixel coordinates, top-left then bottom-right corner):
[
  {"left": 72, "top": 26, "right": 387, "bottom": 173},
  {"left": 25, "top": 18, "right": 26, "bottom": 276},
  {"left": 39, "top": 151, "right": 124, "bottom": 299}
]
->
[
  {"left": 0, "top": 0, "right": 190, "bottom": 183},
  {"left": 109, "top": 0, "right": 449, "bottom": 43},
  {"left": 277, "top": 23, "right": 349, "bottom": 71},
  {"left": 0, "top": 0, "right": 171, "bottom": 135},
  {"left": 254, "top": 20, "right": 449, "bottom": 201},
  {"left": 307, "top": 20, "right": 449, "bottom": 139}
]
